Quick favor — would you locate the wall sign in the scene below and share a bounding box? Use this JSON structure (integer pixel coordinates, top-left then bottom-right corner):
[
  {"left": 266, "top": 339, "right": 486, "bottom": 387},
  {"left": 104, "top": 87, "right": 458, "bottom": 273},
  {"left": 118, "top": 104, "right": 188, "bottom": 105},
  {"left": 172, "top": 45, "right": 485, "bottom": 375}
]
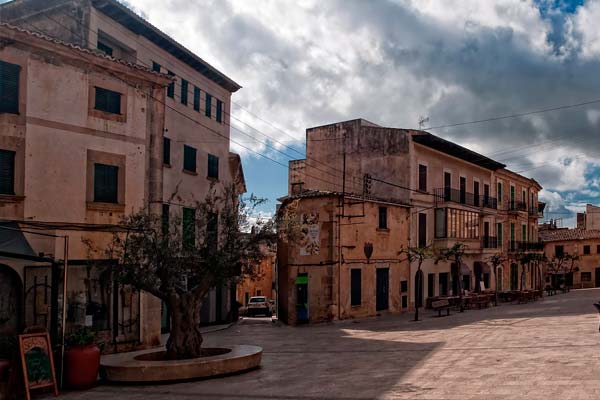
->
[{"left": 18, "top": 332, "right": 58, "bottom": 400}]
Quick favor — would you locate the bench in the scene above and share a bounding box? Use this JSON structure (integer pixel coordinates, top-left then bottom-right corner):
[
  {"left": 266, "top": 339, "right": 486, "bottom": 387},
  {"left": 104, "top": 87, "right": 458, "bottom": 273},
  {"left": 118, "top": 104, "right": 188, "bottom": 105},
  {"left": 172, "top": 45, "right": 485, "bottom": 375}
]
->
[
  {"left": 432, "top": 299, "right": 451, "bottom": 317},
  {"left": 470, "top": 296, "right": 490, "bottom": 309}
]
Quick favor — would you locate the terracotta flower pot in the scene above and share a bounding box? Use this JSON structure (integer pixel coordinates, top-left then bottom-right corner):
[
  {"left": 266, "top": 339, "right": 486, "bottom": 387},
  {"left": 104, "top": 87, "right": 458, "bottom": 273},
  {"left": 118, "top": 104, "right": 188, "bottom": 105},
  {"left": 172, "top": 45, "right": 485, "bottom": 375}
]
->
[{"left": 64, "top": 344, "right": 100, "bottom": 389}]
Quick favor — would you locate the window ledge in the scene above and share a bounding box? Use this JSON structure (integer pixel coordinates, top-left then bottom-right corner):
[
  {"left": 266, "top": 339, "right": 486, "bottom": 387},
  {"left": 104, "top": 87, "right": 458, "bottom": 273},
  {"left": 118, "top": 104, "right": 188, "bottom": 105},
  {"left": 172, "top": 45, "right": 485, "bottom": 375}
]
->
[
  {"left": 163, "top": 163, "right": 172, "bottom": 168},
  {"left": 89, "top": 109, "right": 126, "bottom": 123},
  {"left": 207, "top": 176, "right": 219, "bottom": 182},
  {"left": 0, "top": 194, "right": 24, "bottom": 203},
  {"left": 86, "top": 202, "right": 125, "bottom": 212},
  {"left": 376, "top": 228, "right": 390, "bottom": 233},
  {"left": 183, "top": 169, "right": 198, "bottom": 176}
]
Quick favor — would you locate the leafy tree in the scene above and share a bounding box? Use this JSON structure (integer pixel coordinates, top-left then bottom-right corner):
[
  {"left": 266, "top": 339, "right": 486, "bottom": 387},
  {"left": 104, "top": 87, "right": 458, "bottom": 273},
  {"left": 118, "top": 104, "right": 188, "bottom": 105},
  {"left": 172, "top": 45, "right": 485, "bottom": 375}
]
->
[
  {"left": 436, "top": 243, "right": 467, "bottom": 312},
  {"left": 90, "top": 185, "right": 275, "bottom": 359},
  {"left": 547, "top": 253, "right": 578, "bottom": 291},
  {"left": 487, "top": 253, "right": 507, "bottom": 305},
  {"left": 517, "top": 252, "right": 536, "bottom": 291},
  {"left": 399, "top": 246, "right": 433, "bottom": 321}
]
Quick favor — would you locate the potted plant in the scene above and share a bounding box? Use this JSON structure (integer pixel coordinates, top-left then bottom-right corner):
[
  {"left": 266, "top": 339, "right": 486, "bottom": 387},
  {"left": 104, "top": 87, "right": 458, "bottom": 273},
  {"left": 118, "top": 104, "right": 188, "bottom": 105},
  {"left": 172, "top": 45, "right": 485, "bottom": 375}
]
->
[{"left": 64, "top": 327, "right": 101, "bottom": 389}]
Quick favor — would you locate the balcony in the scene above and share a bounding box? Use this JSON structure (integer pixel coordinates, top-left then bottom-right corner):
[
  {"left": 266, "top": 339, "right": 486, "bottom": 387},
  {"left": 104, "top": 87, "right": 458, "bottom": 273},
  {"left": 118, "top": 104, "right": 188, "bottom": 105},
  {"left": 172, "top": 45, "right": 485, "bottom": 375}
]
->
[
  {"left": 434, "top": 188, "right": 497, "bottom": 209},
  {"left": 508, "top": 201, "right": 527, "bottom": 212},
  {"left": 508, "top": 241, "right": 544, "bottom": 252},
  {"left": 528, "top": 206, "right": 544, "bottom": 218},
  {"left": 482, "top": 236, "right": 498, "bottom": 249}
]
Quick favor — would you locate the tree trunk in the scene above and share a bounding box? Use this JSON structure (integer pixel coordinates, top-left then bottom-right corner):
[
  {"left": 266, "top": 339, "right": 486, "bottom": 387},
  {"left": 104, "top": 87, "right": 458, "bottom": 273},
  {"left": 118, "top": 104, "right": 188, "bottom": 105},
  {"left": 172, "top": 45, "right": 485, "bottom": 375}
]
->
[
  {"left": 493, "top": 266, "right": 498, "bottom": 306},
  {"left": 166, "top": 294, "right": 204, "bottom": 359}
]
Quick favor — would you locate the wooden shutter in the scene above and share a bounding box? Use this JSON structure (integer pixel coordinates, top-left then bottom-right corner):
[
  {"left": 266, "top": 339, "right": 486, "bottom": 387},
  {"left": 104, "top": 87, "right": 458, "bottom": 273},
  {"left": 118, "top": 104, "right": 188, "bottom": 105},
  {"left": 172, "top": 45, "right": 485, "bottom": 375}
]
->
[
  {"left": 182, "top": 207, "right": 196, "bottom": 249},
  {"left": 208, "top": 154, "right": 219, "bottom": 179},
  {"left": 350, "top": 269, "right": 361, "bottom": 306},
  {"left": 205, "top": 93, "right": 212, "bottom": 117},
  {"left": 93, "top": 163, "right": 118, "bottom": 203},
  {"left": 163, "top": 137, "right": 171, "bottom": 165},
  {"left": 180, "top": 79, "right": 188, "bottom": 105},
  {"left": 0, "top": 149, "right": 15, "bottom": 195},
  {"left": 193, "top": 87, "right": 200, "bottom": 111},
  {"left": 418, "top": 164, "right": 427, "bottom": 192},
  {"left": 216, "top": 100, "right": 223, "bottom": 123},
  {"left": 167, "top": 71, "right": 175, "bottom": 98},
  {"left": 0, "top": 60, "right": 20, "bottom": 114},
  {"left": 152, "top": 62, "right": 161, "bottom": 72},
  {"left": 183, "top": 145, "right": 197, "bottom": 172},
  {"left": 418, "top": 213, "right": 427, "bottom": 247},
  {"left": 378, "top": 206, "right": 387, "bottom": 229},
  {"left": 162, "top": 204, "right": 170, "bottom": 234},
  {"left": 95, "top": 87, "right": 121, "bottom": 114}
]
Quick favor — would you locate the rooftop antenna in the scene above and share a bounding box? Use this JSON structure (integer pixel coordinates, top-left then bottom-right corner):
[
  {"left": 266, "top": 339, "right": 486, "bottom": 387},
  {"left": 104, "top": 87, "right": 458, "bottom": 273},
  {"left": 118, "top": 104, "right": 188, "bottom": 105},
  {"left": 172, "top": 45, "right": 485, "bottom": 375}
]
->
[{"left": 418, "top": 116, "right": 429, "bottom": 130}]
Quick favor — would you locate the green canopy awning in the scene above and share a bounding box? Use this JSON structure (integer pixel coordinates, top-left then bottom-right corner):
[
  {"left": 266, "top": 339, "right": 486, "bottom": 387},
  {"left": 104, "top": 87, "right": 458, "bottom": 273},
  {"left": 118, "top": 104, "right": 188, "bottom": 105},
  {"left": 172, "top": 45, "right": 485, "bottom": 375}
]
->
[{"left": 295, "top": 275, "right": 308, "bottom": 284}]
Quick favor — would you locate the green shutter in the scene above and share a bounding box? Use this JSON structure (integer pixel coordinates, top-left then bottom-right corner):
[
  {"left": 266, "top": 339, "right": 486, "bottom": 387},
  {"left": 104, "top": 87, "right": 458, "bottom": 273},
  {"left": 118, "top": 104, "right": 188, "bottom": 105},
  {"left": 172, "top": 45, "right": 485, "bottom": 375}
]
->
[
  {"left": 167, "top": 71, "right": 175, "bottom": 98},
  {"left": 182, "top": 207, "right": 196, "bottom": 249},
  {"left": 207, "top": 154, "right": 218, "bottom": 179},
  {"left": 183, "top": 145, "right": 197, "bottom": 172},
  {"left": 216, "top": 100, "right": 223, "bottom": 123},
  {"left": 0, "top": 149, "right": 15, "bottom": 195},
  {"left": 497, "top": 223, "right": 503, "bottom": 246},
  {"left": 93, "top": 163, "right": 118, "bottom": 203},
  {"left": 205, "top": 93, "right": 212, "bottom": 118},
  {"left": 94, "top": 87, "right": 121, "bottom": 114},
  {"left": 180, "top": 79, "right": 188, "bottom": 105},
  {"left": 163, "top": 137, "right": 171, "bottom": 165},
  {"left": 152, "top": 61, "right": 161, "bottom": 72},
  {"left": 193, "top": 86, "right": 200, "bottom": 111},
  {"left": 0, "top": 60, "right": 20, "bottom": 114}
]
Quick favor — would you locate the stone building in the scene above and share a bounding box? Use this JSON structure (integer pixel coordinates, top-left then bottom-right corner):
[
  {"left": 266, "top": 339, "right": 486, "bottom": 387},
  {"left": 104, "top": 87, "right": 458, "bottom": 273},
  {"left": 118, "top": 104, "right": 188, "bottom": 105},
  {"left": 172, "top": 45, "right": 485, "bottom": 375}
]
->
[
  {"left": 236, "top": 244, "right": 276, "bottom": 307},
  {"left": 279, "top": 119, "right": 544, "bottom": 324},
  {"left": 1, "top": 0, "right": 245, "bottom": 335},
  {"left": 540, "top": 227, "right": 600, "bottom": 289},
  {"left": 0, "top": 23, "right": 169, "bottom": 349},
  {"left": 577, "top": 204, "right": 600, "bottom": 230}
]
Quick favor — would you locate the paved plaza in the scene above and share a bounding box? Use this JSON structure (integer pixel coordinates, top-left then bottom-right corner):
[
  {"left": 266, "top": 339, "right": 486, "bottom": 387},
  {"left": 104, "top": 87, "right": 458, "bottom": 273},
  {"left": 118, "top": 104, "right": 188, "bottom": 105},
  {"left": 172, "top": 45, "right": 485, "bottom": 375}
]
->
[{"left": 54, "top": 289, "right": 600, "bottom": 399}]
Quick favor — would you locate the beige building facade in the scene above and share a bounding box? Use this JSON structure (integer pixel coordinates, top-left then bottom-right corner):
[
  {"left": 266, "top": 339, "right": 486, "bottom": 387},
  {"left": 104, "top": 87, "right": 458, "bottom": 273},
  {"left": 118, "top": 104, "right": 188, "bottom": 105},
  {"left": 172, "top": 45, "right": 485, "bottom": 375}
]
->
[
  {"left": 279, "top": 119, "right": 544, "bottom": 324},
  {"left": 0, "top": 23, "right": 169, "bottom": 349},
  {"left": 1, "top": 0, "right": 245, "bottom": 332},
  {"left": 540, "top": 227, "right": 600, "bottom": 289}
]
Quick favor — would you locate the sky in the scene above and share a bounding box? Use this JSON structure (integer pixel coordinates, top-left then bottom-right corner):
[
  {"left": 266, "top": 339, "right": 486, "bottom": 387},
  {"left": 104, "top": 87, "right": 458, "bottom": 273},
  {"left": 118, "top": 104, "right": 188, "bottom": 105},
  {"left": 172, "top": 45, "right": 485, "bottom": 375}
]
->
[{"left": 5, "top": 0, "right": 600, "bottom": 226}]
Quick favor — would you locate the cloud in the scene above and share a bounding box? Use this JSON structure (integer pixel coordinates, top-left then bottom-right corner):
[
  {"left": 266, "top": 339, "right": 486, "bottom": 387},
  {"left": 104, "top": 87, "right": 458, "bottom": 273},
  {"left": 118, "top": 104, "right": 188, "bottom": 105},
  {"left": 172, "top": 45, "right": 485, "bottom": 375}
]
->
[{"left": 124, "top": 0, "right": 600, "bottom": 224}]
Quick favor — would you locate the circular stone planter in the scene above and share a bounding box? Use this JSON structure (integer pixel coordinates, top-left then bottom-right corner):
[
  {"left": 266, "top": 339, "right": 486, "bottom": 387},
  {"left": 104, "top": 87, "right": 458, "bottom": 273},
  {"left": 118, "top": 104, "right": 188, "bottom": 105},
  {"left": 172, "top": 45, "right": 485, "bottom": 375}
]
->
[{"left": 100, "top": 345, "right": 262, "bottom": 383}]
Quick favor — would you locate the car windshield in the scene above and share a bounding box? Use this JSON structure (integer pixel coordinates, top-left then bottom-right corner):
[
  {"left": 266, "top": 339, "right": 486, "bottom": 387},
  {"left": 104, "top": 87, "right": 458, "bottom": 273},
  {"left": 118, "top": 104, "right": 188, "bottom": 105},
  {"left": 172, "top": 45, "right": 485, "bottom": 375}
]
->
[{"left": 249, "top": 297, "right": 266, "bottom": 303}]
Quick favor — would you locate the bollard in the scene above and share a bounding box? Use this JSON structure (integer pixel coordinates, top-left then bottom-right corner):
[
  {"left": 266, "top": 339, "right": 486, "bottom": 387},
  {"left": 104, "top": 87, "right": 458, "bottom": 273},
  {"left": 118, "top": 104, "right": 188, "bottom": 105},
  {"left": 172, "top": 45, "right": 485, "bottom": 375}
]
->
[{"left": 594, "top": 303, "right": 600, "bottom": 333}]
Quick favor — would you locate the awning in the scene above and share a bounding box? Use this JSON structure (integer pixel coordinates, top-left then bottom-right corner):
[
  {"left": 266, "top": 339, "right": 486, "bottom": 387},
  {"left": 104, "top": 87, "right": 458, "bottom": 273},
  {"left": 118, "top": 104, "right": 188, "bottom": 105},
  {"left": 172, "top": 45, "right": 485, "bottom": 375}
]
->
[
  {"left": 0, "top": 222, "right": 48, "bottom": 262},
  {"left": 295, "top": 275, "right": 308, "bottom": 284}
]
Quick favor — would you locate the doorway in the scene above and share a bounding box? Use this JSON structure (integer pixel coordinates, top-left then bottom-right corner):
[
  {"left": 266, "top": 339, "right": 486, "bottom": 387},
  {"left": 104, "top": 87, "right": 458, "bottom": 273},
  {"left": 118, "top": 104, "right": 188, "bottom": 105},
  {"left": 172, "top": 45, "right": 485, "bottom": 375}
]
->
[
  {"left": 376, "top": 268, "right": 389, "bottom": 311},
  {"left": 0, "top": 265, "right": 22, "bottom": 336}
]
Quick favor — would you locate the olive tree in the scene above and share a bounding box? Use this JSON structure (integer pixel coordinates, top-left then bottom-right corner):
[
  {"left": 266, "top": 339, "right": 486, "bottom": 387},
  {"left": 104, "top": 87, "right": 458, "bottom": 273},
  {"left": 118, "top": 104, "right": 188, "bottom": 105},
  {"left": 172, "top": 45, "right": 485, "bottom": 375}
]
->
[
  {"left": 436, "top": 243, "right": 467, "bottom": 312},
  {"left": 399, "top": 246, "right": 433, "bottom": 321}
]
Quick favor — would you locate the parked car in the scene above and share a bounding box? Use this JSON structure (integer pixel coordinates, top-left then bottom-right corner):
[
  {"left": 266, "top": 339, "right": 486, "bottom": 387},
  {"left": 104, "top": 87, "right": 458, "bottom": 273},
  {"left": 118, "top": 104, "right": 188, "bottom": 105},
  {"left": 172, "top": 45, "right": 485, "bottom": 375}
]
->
[{"left": 247, "top": 296, "right": 272, "bottom": 317}]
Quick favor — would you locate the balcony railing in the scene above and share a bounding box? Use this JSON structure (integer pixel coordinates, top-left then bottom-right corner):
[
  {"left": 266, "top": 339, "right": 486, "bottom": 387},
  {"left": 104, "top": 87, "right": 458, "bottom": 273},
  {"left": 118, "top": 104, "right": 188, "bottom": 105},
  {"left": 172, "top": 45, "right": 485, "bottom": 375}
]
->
[
  {"left": 434, "top": 188, "right": 497, "bottom": 209},
  {"left": 482, "top": 236, "right": 498, "bottom": 249},
  {"left": 528, "top": 207, "right": 543, "bottom": 217},
  {"left": 508, "top": 241, "right": 544, "bottom": 252},
  {"left": 508, "top": 201, "right": 527, "bottom": 212}
]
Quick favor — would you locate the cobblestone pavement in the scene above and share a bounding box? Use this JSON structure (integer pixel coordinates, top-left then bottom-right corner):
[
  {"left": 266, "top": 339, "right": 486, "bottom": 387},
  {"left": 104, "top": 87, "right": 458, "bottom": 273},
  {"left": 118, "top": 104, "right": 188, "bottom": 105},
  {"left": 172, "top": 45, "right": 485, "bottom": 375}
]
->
[{"left": 52, "top": 289, "right": 600, "bottom": 399}]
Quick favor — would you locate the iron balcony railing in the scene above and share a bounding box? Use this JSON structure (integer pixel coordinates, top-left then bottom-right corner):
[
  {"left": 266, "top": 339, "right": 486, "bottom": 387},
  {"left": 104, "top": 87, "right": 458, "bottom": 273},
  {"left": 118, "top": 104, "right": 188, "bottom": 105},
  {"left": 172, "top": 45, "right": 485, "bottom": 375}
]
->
[
  {"left": 434, "top": 188, "right": 497, "bottom": 209},
  {"left": 528, "top": 207, "right": 543, "bottom": 217},
  {"left": 482, "top": 236, "right": 498, "bottom": 249},
  {"left": 508, "top": 240, "right": 544, "bottom": 252},
  {"left": 508, "top": 201, "right": 527, "bottom": 212}
]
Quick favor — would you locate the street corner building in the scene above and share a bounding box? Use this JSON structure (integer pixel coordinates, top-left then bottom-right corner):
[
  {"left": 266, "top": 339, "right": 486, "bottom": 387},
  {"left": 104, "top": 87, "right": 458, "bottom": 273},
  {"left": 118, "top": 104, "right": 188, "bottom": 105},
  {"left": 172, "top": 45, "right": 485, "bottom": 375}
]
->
[
  {"left": 277, "top": 118, "right": 546, "bottom": 325},
  {"left": 0, "top": 0, "right": 244, "bottom": 352}
]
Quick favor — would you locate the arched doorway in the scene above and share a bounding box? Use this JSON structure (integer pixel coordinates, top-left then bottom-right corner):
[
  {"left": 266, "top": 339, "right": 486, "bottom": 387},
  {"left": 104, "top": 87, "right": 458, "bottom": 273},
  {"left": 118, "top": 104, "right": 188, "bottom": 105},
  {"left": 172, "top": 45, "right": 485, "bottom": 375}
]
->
[
  {"left": 0, "top": 265, "right": 23, "bottom": 336},
  {"left": 415, "top": 270, "right": 424, "bottom": 309}
]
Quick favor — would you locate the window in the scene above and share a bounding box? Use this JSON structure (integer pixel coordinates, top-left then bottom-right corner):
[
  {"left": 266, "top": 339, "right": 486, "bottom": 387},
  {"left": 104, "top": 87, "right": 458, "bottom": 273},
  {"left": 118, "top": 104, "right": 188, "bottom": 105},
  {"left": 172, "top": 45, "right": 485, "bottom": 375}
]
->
[
  {"left": 207, "top": 154, "right": 219, "bottom": 179},
  {"left": 435, "top": 208, "right": 479, "bottom": 239},
  {"left": 427, "top": 273, "right": 435, "bottom": 298},
  {"left": 350, "top": 269, "right": 361, "bottom": 306},
  {"left": 167, "top": 71, "right": 175, "bottom": 98},
  {"left": 484, "top": 184, "right": 490, "bottom": 205},
  {"left": 193, "top": 86, "right": 200, "bottom": 111},
  {"left": 497, "top": 223, "right": 503, "bottom": 248},
  {"left": 183, "top": 145, "right": 197, "bottom": 172},
  {"left": 205, "top": 93, "right": 212, "bottom": 118},
  {"left": 152, "top": 61, "right": 161, "bottom": 73},
  {"left": 378, "top": 206, "right": 388, "bottom": 229},
  {"left": 97, "top": 41, "right": 113, "bottom": 56},
  {"left": 510, "top": 223, "right": 515, "bottom": 249},
  {"left": 510, "top": 185, "right": 515, "bottom": 209},
  {"left": 163, "top": 137, "right": 171, "bottom": 165},
  {"left": 180, "top": 79, "right": 188, "bottom": 105},
  {"left": 581, "top": 272, "right": 592, "bottom": 282},
  {"left": 418, "top": 164, "right": 427, "bottom": 192},
  {"left": 216, "top": 100, "right": 223, "bottom": 123},
  {"left": 497, "top": 182, "right": 502, "bottom": 203},
  {"left": 473, "top": 181, "right": 480, "bottom": 207},
  {"left": 182, "top": 207, "right": 196, "bottom": 249},
  {"left": 94, "top": 87, "right": 121, "bottom": 114},
  {"left": 555, "top": 245, "right": 564, "bottom": 258},
  {"left": 583, "top": 245, "right": 591, "bottom": 255},
  {"left": 522, "top": 225, "right": 527, "bottom": 243},
  {"left": 597, "top": 245, "right": 600, "bottom": 254},
  {"left": 459, "top": 177, "right": 466, "bottom": 204},
  {"left": 93, "top": 163, "right": 118, "bottom": 203},
  {"left": 162, "top": 204, "right": 169, "bottom": 235},
  {"left": 418, "top": 212, "right": 427, "bottom": 247},
  {"left": 0, "top": 61, "right": 20, "bottom": 114},
  {"left": 400, "top": 280, "right": 408, "bottom": 292},
  {"left": 0, "top": 149, "right": 15, "bottom": 195},
  {"left": 522, "top": 189, "right": 527, "bottom": 205}
]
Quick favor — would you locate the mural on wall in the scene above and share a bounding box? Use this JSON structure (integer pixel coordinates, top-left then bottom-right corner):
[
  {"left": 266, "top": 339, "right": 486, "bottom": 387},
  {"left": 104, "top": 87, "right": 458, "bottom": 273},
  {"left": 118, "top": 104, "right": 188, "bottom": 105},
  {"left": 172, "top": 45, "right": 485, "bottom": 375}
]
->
[{"left": 299, "top": 212, "right": 320, "bottom": 256}]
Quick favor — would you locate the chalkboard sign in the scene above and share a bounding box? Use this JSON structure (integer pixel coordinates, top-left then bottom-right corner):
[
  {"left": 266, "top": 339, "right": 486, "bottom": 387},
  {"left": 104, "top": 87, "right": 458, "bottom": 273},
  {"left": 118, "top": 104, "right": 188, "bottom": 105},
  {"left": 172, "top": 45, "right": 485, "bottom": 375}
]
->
[{"left": 18, "top": 332, "right": 58, "bottom": 400}]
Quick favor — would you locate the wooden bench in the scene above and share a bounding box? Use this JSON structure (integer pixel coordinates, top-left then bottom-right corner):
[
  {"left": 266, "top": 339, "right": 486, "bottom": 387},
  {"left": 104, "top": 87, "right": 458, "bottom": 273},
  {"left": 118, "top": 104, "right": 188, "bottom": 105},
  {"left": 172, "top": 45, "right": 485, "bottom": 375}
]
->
[{"left": 432, "top": 299, "right": 451, "bottom": 317}]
